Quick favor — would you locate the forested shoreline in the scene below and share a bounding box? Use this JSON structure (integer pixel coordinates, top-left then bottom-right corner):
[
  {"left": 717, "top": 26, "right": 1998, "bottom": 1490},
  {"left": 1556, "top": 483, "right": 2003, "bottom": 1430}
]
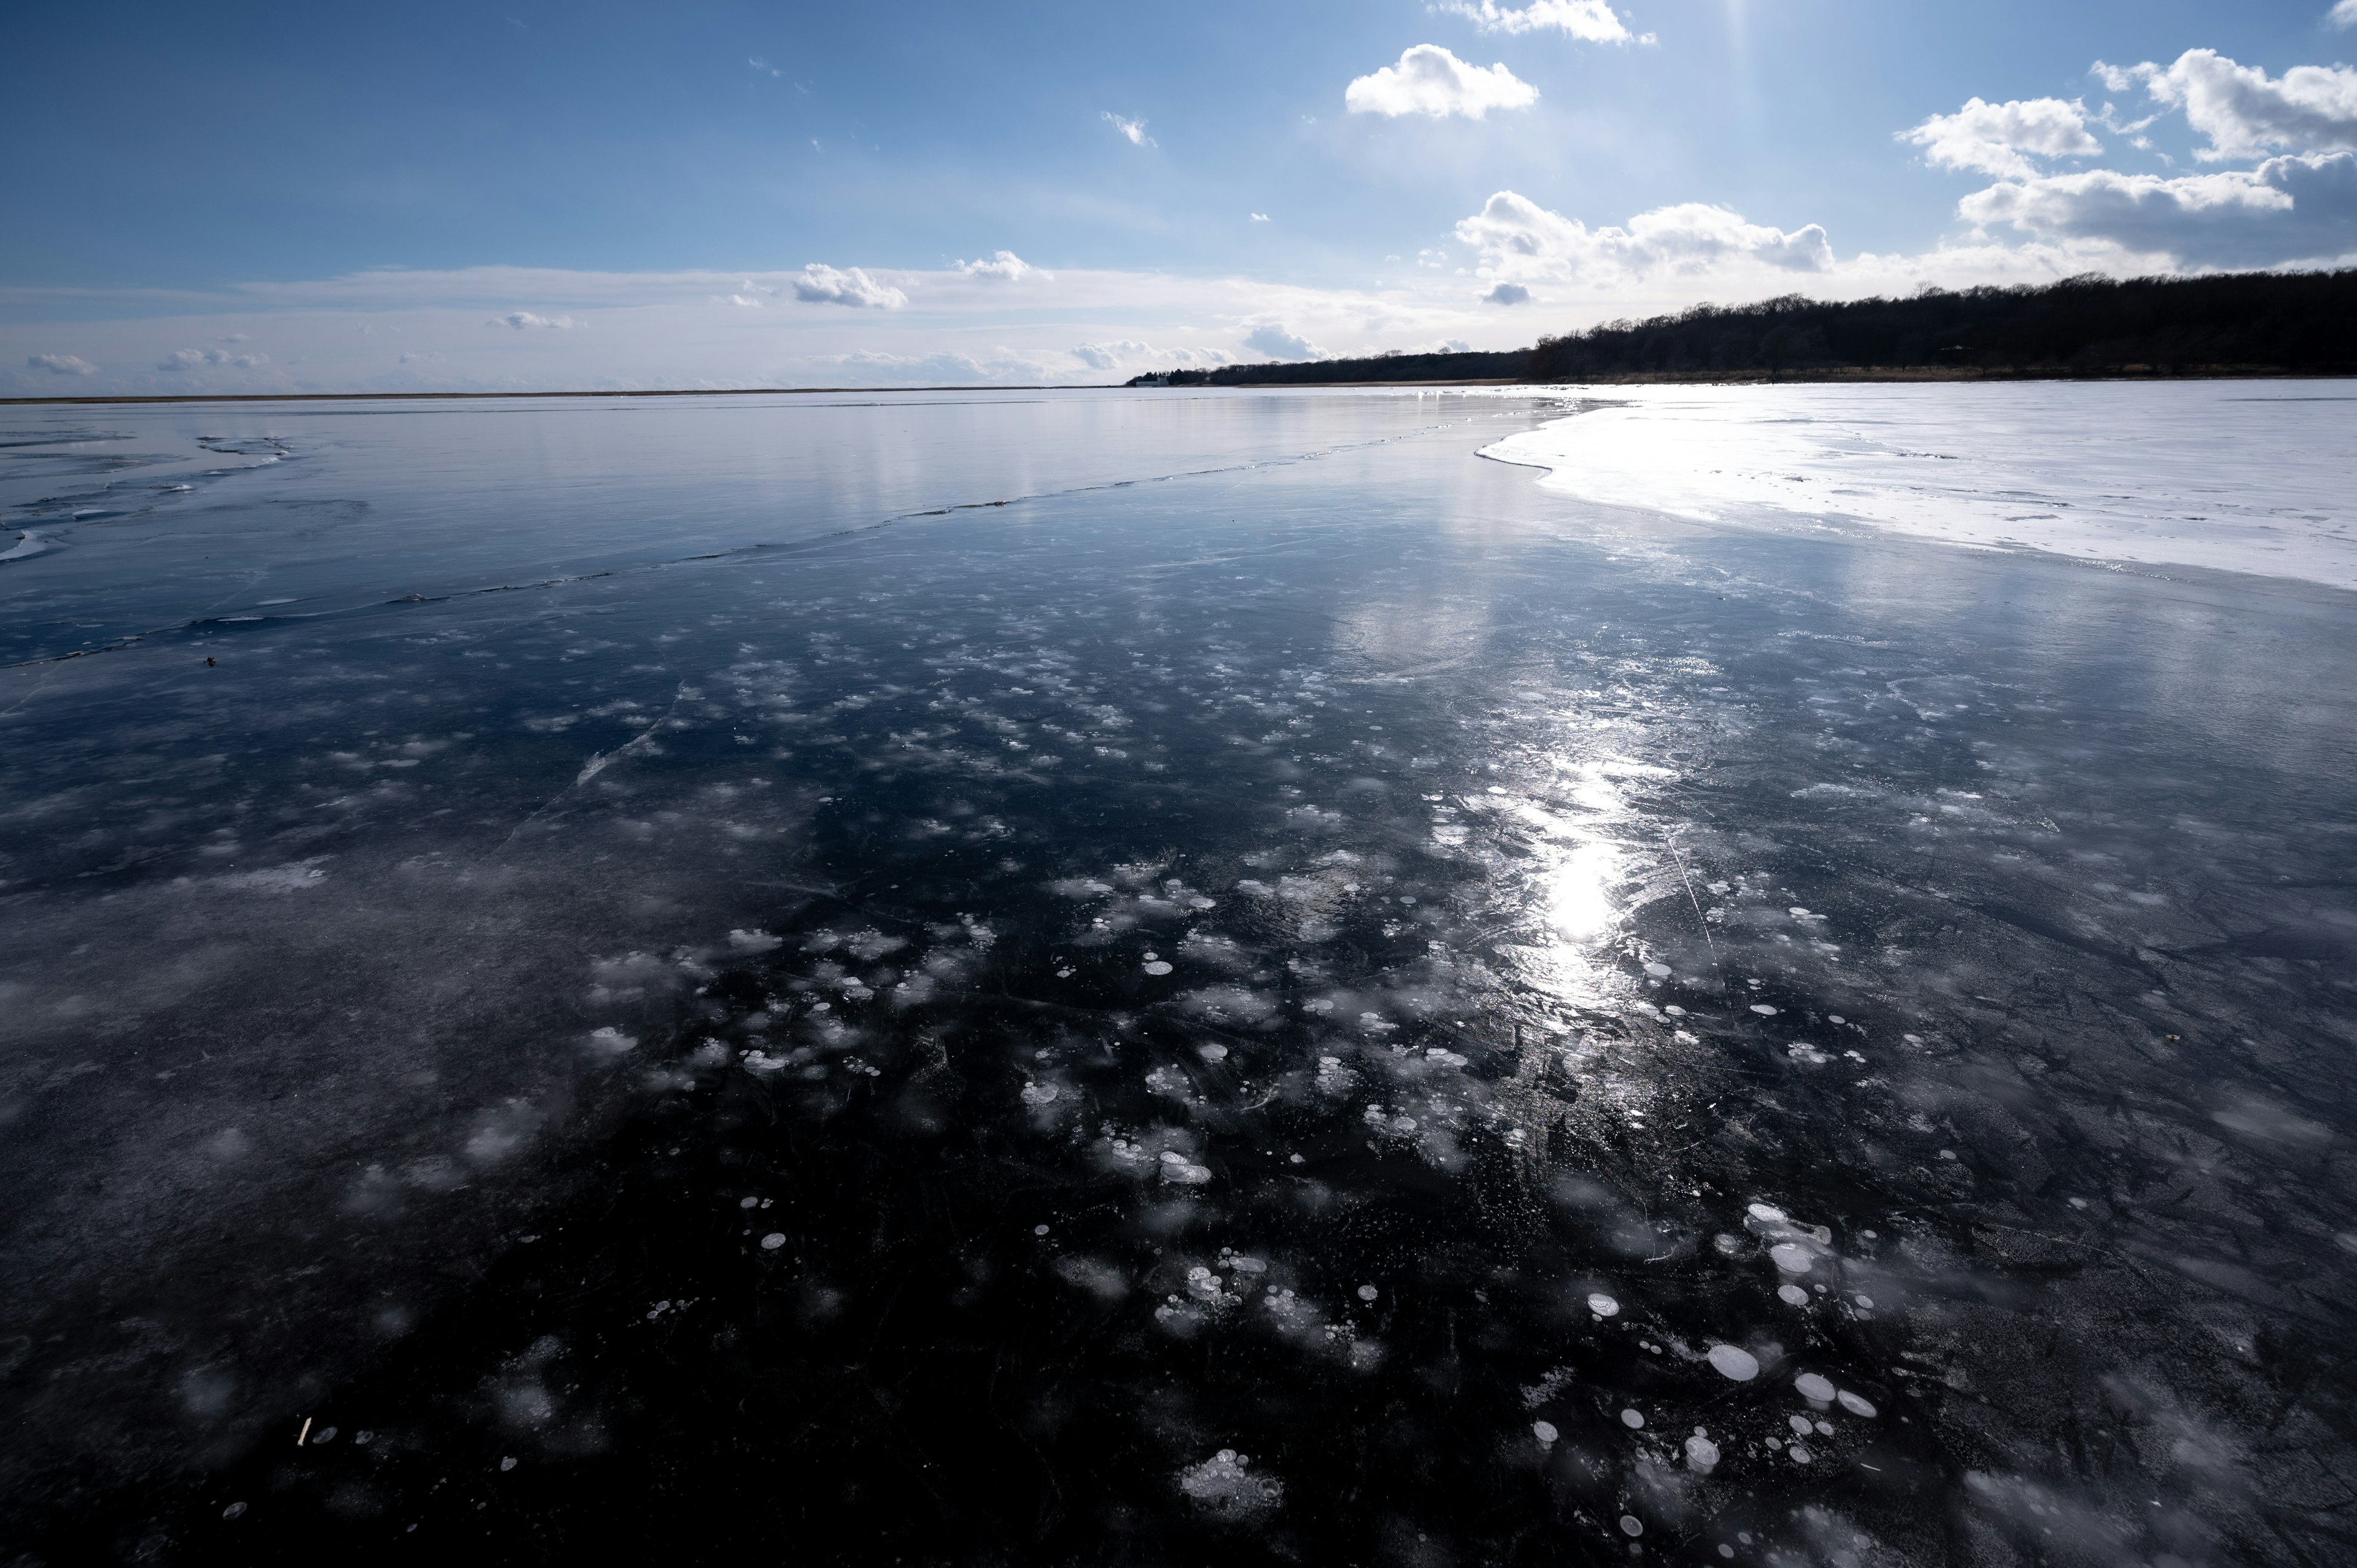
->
[{"left": 1128, "top": 269, "right": 2357, "bottom": 386}]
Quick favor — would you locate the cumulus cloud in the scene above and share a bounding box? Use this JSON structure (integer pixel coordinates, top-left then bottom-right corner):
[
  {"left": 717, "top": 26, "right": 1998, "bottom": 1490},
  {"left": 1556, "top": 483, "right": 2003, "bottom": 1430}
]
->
[
  {"left": 790, "top": 265, "right": 907, "bottom": 309},
  {"left": 2100, "top": 49, "right": 2357, "bottom": 161},
  {"left": 158, "top": 346, "right": 268, "bottom": 369},
  {"left": 1960, "top": 150, "right": 2357, "bottom": 268},
  {"left": 1070, "top": 341, "right": 1233, "bottom": 371},
  {"left": 1243, "top": 324, "right": 1324, "bottom": 361},
  {"left": 1345, "top": 45, "right": 1538, "bottom": 119},
  {"left": 1436, "top": 0, "right": 1645, "bottom": 43},
  {"left": 2334, "top": 1, "right": 2357, "bottom": 28},
  {"left": 953, "top": 250, "right": 1043, "bottom": 282},
  {"left": 489, "top": 311, "right": 575, "bottom": 329},
  {"left": 1903, "top": 96, "right": 2103, "bottom": 178},
  {"left": 28, "top": 352, "right": 96, "bottom": 376},
  {"left": 1456, "top": 190, "right": 1833, "bottom": 285},
  {"left": 1484, "top": 282, "right": 1531, "bottom": 304},
  {"left": 1104, "top": 112, "right": 1155, "bottom": 147}
]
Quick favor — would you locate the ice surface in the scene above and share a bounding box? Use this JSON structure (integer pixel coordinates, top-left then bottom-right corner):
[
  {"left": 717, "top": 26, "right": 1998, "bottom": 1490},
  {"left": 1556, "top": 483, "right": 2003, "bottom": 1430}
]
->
[
  {"left": 1482, "top": 381, "right": 2357, "bottom": 589},
  {"left": 3, "top": 384, "right": 2354, "bottom": 1564}
]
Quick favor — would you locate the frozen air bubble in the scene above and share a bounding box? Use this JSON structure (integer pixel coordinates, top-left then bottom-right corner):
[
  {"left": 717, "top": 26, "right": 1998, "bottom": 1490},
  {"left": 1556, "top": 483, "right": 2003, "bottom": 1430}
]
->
[
  {"left": 1770, "top": 1243, "right": 1813, "bottom": 1274},
  {"left": 1794, "top": 1372, "right": 1836, "bottom": 1403},
  {"left": 1747, "top": 1202, "right": 1787, "bottom": 1223},
  {"left": 1685, "top": 1435, "right": 1721, "bottom": 1472},
  {"left": 1643, "top": 962, "right": 1671, "bottom": 978},
  {"left": 1020, "top": 1083, "right": 1061, "bottom": 1106},
  {"left": 1034, "top": 1224, "right": 1050, "bottom": 1236},
  {"left": 222, "top": 1502, "right": 247, "bottom": 1521},
  {"left": 1779, "top": 1283, "right": 1809, "bottom": 1307},
  {"left": 1706, "top": 1345, "right": 1759, "bottom": 1381},
  {"left": 1789, "top": 1415, "right": 1814, "bottom": 1435},
  {"left": 1750, "top": 1004, "right": 1778, "bottom": 1016},
  {"left": 1198, "top": 1043, "right": 1228, "bottom": 1062},
  {"left": 1358, "top": 1284, "right": 1379, "bottom": 1301},
  {"left": 1142, "top": 961, "right": 1174, "bottom": 976},
  {"left": 1620, "top": 1408, "right": 1644, "bottom": 1429},
  {"left": 1853, "top": 1294, "right": 1874, "bottom": 1309},
  {"left": 1837, "top": 1390, "right": 1878, "bottom": 1418},
  {"left": 500, "top": 1456, "right": 517, "bottom": 1472},
  {"left": 1588, "top": 1292, "right": 1620, "bottom": 1316},
  {"left": 760, "top": 1233, "right": 786, "bottom": 1251},
  {"left": 739, "top": 1197, "right": 759, "bottom": 1209},
  {"left": 1829, "top": 1014, "right": 1844, "bottom": 1024},
  {"left": 1620, "top": 1515, "right": 1644, "bottom": 1537},
  {"left": 1788, "top": 1444, "right": 1813, "bottom": 1464},
  {"left": 1533, "top": 1420, "right": 1559, "bottom": 1445}
]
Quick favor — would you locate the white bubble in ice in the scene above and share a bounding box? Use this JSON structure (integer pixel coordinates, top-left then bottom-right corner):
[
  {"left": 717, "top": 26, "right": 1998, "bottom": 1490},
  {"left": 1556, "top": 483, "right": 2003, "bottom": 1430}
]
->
[
  {"left": 222, "top": 1502, "right": 247, "bottom": 1520},
  {"left": 1358, "top": 1284, "right": 1379, "bottom": 1301},
  {"left": 312, "top": 1426, "right": 337, "bottom": 1443},
  {"left": 1746, "top": 1202, "right": 1787, "bottom": 1223},
  {"left": 1020, "top": 1082, "right": 1061, "bottom": 1106},
  {"left": 1837, "top": 1390, "right": 1878, "bottom": 1418},
  {"left": 1684, "top": 1435, "right": 1721, "bottom": 1472},
  {"left": 1143, "top": 960, "right": 1174, "bottom": 976},
  {"left": 1788, "top": 1443, "right": 1813, "bottom": 1464},
  {"left": 1789, "top": 1415, "right": 1814, "bottom": 1435},
  {"left": 1853, "top": 1294, "right": 1875, "bottom": 1309},
  {"left": 1770, "top": 1243, "right": 1813, "bottom": 1273},
  {"left": 1198, "top": 1043, "right": 1228, "bottom": 1062},
  {"left": 1750, "top": 1004, "right": 1778, "bottom": 1016},
  {"left": 1587, "top": 1292, "right": 1620, "bottom": 1316},
  {"left": 760, "top": 1233, "right": 786, "bottom": 1250},
  {"left": 1620, "top": 1408, "right": 1644, "bottom": 1429},
  {"left": 1706, "top": 1345, "right": 1759, "bottom": 1381},
  {"left": 738, "top": 1196, "right": 759, "bottom": 1209},
  {"left": 1532, "top": 1419, "right": 1559, "bottom": 1445},
  {"left": 500, "top": 1456, "right": 517, "bottom": 1472},
  {"left": 1794, "top": 1372, "right": 1836, "bottom": 1403},
  {"left": 1034, "top": 1224, "right": 1050, "bottom": 1236},
  {"left": 1643, "top": 962, "right": 1671, "bottom": 978},
  {"left": 1778, "top": 1284, "right": 1809, "bottom": 1307},
  {"left": 1829, "top": 1014, "right": 1845, "bottom": 1024},
  {"left": 1620, "top": 1515, "right": 1644, "bottom": 1537}
]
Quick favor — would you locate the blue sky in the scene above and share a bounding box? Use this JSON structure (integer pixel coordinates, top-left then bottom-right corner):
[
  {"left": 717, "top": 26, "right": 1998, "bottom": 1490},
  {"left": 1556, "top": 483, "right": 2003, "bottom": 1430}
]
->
[{"left": 7, "top": 0, "right": 2355, "bottom": 391}]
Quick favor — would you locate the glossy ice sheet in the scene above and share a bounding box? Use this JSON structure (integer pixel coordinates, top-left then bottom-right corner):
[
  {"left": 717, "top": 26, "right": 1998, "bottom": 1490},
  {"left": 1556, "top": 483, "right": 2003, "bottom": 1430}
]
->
[{"left": 2, "top": 388, "right": 2353, "bottom": 1566}]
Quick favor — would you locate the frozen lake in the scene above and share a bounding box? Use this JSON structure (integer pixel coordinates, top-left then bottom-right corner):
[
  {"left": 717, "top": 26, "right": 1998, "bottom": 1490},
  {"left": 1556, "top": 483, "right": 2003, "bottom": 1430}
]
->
[{"left": 3, "top": 384, "right": 2354, "bottom": 1564}]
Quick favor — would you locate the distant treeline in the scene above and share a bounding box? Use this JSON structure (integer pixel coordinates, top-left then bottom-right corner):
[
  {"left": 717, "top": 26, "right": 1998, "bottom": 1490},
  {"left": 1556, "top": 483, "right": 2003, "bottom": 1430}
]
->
[{"left": 1126, "top": 269, "right": 2357, "bottom": 385}]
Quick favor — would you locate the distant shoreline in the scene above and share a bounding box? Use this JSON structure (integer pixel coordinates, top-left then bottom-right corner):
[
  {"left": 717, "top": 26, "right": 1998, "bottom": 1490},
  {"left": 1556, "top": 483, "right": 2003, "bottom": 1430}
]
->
[{"left": 7, "top": 365, "right": 2350, "bottom": 409}]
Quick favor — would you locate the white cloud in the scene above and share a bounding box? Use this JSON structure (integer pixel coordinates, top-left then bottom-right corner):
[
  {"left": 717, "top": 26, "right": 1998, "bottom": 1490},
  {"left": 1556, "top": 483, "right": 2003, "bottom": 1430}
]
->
[
  {"left": 1243, "top": 324, "right": 1324, "bottom": 360},
  {"left": 1104, "top": 112, "right": 1155, "bottom": 147},
  {"left": 2334, "top": 1, "right": 2357, "bottom": 29},
  {"left": 1456, "top": 190, "right": 1833, "bottom": 284},
  {"left": 1903, "top": 97, "right": 2102, "bottom": 178},
  {"left": 790, "top": 265, "right": 907, "bottom": 309},
  {"left": 2102, "top": 49, "right": 2357, "bottom": 161},
  {"left": 490, "top": 311, "right": 575, "bottom": 329},
  {"left": 1070, "top": 340, "right": 1233, "bottom": 371},
  {"left": 1483, "top": 282, "right": 1531, "bottom": 304},
  {"left": 830, "top": 348, "right": 1053, "bottom": 384},
  {"left": 1345, "top": 45, "right": 1538, "bottom": 120},
  {"left": 1250, "top": 212, "right": 1271, "bottom": 222},
  {"left": 748, "top": 57, "right": 781, "bottom": 77},
  {"left": 28, "top": 352, "right": 96, "bottom": 376},
  {"left": 1959, "top": 150, "right": 2357, "bottom": 268},
  {"left": 953, "top": 250, "right": 1043, "bottom": 282},
  {"left": 1436, "top": 0, "right": 1644, "bottom": 44},
  {"left": 158, "top": 346, "right": 267, "bottom": 369}
]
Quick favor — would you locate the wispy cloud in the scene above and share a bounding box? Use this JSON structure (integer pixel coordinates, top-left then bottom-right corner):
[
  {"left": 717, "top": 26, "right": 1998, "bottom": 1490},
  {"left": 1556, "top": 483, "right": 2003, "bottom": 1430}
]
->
[
  {"left": 1250, "top": 212, "right": 1271, "bottom": 222},
  {"left": 1903, "top": 97, "right": 2103, "bottom": 179},
  {"left": 791, "top": 264, "right": 908, "bottom": 308},
  {"left": 1103, "top": 112, "right": 1155, "bottom": 147},
  {"left": 489, "top": 311, "right": 575, "bottom": 329},
  {"left": 1346, "top": 45, "right": 1538, "bottom": 120},
  {"left": 158, "top": 346, "right": 268, "bottom": 369},
  {"left": 1436, "top": 0, "right": 1647, "bottom": 44},
  {"left": 748, "top": 57, "right": 781, "bottom": 77},
  {"left": 27, "top": 352, "right": 96, "bottom": 376},
  {"left": 1070, "top": 340, "right": 1233, "bottom": 371},
  {"left": 2331, "top": 1, "right": 2357, "bottom": 29}
]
